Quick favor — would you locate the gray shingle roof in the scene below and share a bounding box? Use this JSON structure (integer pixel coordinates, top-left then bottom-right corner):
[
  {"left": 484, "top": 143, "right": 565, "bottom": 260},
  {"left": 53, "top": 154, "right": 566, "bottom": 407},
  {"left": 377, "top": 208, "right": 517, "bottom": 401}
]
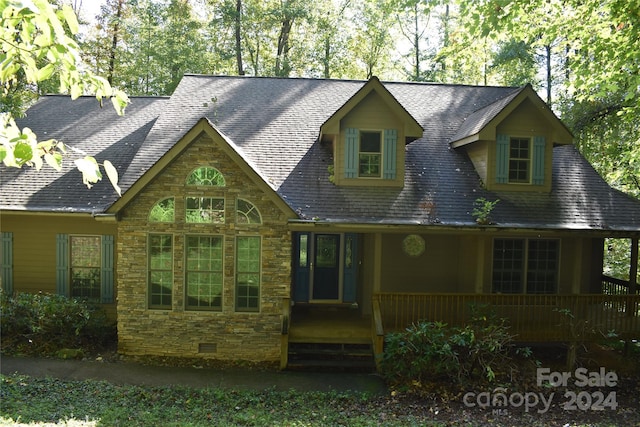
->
[
  {"left": 2, "top": 96, "right": 168, "bottom": 213},
  {"left": 3, "top": 75, "right": 639, "bottom": 233}
]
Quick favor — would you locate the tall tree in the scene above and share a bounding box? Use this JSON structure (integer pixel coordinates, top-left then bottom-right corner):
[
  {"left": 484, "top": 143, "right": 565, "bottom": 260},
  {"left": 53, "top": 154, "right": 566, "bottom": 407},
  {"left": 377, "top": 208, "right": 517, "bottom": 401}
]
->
[
  {"left": 393, "top": 0, "right": 437, "bottom": 81},
  {"left": 489, "top": 39, "right": 537, "bottom": 87},
  {"left": 352, "top": 0, "right": 394, "bottom": 79},
  {"left": 456, "top": 0, "right": 640, "bottom": 197}
]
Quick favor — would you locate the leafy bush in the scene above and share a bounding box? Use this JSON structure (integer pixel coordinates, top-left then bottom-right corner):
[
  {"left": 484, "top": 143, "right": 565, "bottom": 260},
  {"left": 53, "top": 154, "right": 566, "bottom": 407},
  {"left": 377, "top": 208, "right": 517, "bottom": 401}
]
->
[
  {"left": 381, "top": 305, "right": 520, "bottom": 386},
  {"left": 0, "top": 291, "right": 116, "bottom": 356}
]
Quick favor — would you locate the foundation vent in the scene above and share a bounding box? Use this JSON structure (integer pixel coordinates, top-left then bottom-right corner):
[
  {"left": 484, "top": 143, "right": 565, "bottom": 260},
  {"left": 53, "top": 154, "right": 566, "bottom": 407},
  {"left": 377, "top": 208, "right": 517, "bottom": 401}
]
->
[{"left": 198, "top": 343, "right": 218, "bottom": 353}]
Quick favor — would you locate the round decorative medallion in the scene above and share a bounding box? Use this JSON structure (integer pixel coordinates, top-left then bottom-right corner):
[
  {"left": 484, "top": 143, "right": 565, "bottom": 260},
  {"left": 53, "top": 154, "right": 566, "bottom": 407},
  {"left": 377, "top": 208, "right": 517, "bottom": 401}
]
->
[{"left": 402, "top": 234, "right": 425, "bottom": 257}]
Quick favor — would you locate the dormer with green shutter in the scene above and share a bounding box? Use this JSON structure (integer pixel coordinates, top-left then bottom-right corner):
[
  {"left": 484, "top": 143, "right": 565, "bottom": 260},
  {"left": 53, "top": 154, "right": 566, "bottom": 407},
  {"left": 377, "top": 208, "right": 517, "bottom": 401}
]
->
[
  {"left": 450, "top": 84, "right": 573, "bottom": 192},
  {"left": 319, "top": 77, "right": 423, "bottom": 187}
]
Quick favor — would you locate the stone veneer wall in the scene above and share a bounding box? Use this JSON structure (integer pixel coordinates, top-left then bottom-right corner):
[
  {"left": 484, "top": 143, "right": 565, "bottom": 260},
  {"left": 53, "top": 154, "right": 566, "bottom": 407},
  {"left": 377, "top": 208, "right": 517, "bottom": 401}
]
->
[{"left": 117, "top": 132, "right": 292, "bottom": 362}]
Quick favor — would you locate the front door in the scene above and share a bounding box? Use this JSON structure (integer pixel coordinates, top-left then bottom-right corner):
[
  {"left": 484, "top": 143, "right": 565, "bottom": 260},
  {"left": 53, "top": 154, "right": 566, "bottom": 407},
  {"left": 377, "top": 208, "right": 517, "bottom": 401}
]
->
[
  {"left": 293, "top": 232, "right": 358, "bottom": 303},
  {"left": 312, "top": 234, "right": 340, "bottom": 300}
]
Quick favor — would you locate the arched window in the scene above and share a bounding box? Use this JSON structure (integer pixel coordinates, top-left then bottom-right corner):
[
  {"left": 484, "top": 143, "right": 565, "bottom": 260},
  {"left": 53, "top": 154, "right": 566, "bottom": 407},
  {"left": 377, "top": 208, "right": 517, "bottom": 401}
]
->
[
  {"left": 186, "top": 167, "right": 225, "bottom": 186},
  {"left": 149, "top": 197, "right": 175, "bottom": 222},
  {"left": 237, "top": 199, "right": 261, "bottom": 224}
]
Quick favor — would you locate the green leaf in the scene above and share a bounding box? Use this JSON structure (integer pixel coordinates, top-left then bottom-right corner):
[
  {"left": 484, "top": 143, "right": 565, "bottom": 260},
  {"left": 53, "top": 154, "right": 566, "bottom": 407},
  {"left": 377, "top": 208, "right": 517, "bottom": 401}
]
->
[
  {"left": 103, "top": 160, "right": 121, "bottom": 196},
  {"left": 36, "top": 63, "right": 55, "bottom": 81},
  {"left": 61, "top": 5, "right": 79, "bottom": 34},
  {"left": 74, "top": 156, "right": 101, "bottom": 188},
  {"left": 13, "top": 141, "right": 33, "bottom": 166},
  {"left": 44, "top": 152, "right": 63, "bottom": 171}
]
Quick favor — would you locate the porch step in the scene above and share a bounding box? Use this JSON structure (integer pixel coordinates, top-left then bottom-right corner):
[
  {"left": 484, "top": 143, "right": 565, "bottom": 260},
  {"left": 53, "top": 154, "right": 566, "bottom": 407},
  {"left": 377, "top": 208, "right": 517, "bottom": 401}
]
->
[{"left": 287, "top": 342, "right": 376, "bottom": 372}]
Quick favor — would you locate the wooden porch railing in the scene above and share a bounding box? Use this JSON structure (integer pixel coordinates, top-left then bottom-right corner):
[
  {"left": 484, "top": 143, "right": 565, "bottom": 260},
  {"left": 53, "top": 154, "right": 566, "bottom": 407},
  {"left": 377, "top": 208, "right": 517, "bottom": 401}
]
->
[
  {"left": 602, "top": 274, "right": 639, "bottom": 295},
  {"left": 373, "top": 293, "right": 640, "bottom": 342}
]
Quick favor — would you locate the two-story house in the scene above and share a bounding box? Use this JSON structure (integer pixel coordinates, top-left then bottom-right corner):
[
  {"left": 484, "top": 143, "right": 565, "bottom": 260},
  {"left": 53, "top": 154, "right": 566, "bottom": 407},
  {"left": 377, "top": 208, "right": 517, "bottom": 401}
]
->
[{"left": 2, "top": 75, "right": 639, "bottom": 368}]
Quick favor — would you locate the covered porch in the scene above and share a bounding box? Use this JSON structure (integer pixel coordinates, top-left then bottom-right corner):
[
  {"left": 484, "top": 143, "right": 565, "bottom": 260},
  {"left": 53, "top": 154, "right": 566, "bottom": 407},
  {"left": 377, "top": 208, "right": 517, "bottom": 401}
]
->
[
  {"left": 282, "top": 230, "right": 639, "bottom": 370},
  {"left": 280, "top": 276, "right": 640, "bottom": 370}
]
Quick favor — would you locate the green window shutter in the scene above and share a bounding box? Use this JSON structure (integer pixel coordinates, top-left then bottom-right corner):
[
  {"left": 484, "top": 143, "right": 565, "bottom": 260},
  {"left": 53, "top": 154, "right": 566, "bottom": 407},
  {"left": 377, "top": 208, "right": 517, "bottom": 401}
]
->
[
  {"left": 533, "top": 136, "right": 546, "bottom": 185},
  {"left": 1, "top": 232, "right": 13, "bottom": 295},
  {"left": 496, "top": 134, "right": 509, "bottom": 184},
  {"left": 344, "top": 128, "right": 358, "bottom": 178},
  {"left": 56, "top": 234, "right": 69, "bottom": 296},
  {"left": 101, "top": 235, "right": 114, "bottom": 303},
  {"left": 383, "top": 129, "right": 397, "bottom": 180}
]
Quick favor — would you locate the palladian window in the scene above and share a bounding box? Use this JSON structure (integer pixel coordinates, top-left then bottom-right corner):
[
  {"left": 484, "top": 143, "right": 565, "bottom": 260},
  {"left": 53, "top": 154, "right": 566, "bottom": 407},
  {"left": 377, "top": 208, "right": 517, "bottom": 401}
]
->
[
  {"left": 186, "top": 197, "right": 225, "bottom": 223},
  {"left": 149, "top": 197, "right": 175, "bottom": 222},
  {"left": 237, "top": 199, "right": 262, "bottom": 224},
  {"left": 186, "top": 235, "right": 223, "bottom": 310},
  {"left": 186, "top": 167, "right": 225, "bottom": 186}
]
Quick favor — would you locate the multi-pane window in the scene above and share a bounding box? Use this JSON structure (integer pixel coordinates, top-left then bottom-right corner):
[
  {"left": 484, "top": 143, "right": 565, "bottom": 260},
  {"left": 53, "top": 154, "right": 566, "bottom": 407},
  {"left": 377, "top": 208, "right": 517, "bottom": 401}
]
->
[
  {"left": 236, "top": 236, "right": 261, "bottom": 312},
  {"left": 237, "top": 199, "right": 261, "bottom": 224},
  {"left": 527, "top": 239, "right": 559, "bottom": 294},
  {"left": 359, "top": 131, "right": 382, "bottom": 177},
  {"left": 186, "top": 197, "right": 225, "bottom": 223},
  {"left": 186, "top": 236, "right": 223, "bottom": 310},
  {"left": 70, "top": 236, "right": 101, "bottom": 301},
  {"left": 509, "top": 138, "right": 531, "bottom": 183},
  {"left": 492, "top": 238, "right": 559, "bottom": 294},
  {"left": 149, "top": 234, "right": 173, "bottom": 308}
]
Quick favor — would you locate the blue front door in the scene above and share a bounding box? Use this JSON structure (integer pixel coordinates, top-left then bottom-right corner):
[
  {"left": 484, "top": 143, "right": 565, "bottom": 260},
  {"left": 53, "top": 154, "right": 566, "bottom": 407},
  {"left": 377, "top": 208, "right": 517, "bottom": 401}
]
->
[
  {"left": 293, "top": 232, "right": 358, "bottom": 303},
  {"left": 312, "top": 234, "right": 340, "bottom": 300}
]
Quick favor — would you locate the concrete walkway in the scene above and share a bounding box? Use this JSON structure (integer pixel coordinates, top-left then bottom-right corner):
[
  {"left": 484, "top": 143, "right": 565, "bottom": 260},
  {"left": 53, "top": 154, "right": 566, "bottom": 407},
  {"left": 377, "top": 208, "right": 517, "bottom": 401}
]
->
[{"left": 0, "top": 356, "right": 387, "bottom": 394}]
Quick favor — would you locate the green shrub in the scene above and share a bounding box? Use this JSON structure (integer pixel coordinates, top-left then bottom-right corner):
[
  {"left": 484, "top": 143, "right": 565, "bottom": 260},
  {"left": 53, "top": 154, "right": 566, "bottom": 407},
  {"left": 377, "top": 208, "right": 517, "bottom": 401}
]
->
[
  {"left": 381, "top": 305, "right": 519, "bottom": 387},
  {"left": 0, "top": 291, "right": 116, "bottom": 356}
]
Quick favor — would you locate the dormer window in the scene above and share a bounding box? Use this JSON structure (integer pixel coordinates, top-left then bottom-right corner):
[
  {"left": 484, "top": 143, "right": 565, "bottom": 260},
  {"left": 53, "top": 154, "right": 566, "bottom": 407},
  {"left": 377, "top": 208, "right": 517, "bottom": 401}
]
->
[
  {"left": 345, "top": 128, "right": 398, "bottom": 181},
  {"left": 496, "top": 134, "right": 546, "bottom": 186},
  {"left": 508, "top": 137, "right": 531, "bottom": 183},
  {"left": 359, "top": 131, "right": 382, "bottom": 178}
]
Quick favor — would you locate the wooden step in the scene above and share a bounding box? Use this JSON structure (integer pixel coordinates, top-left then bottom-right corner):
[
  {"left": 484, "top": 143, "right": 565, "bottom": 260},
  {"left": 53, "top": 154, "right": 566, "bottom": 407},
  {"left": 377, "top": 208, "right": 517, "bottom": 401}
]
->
[{"left": 287, "top": 342, "right": 375, "bottom": 371}]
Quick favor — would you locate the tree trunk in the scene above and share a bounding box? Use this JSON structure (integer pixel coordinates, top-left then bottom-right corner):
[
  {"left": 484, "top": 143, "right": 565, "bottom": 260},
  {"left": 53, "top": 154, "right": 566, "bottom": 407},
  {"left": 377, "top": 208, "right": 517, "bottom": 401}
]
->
[
  {"left": 235, "top": 0, "right": 245, "bottom": 75},
  {"left": 324, "top": 37, "right": 330, "bottom": 78},
  {"left": 107, "top": 0, "right": 124, "bottom": 85},
  {"left": 545, "top": 44, "right": 552, "bottom": 105},
  {"left": 275, "top": 18, "right": 293, "bottom": 77},
  {"left": 413, "top": 3, "right": 420, "bottom": 80}
]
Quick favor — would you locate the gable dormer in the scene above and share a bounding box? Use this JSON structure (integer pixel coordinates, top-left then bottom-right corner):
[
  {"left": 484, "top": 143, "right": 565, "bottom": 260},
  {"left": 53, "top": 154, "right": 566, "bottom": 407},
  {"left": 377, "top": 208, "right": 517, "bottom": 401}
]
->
[
  {"left": 450, "top": 84, "right": 573, "bottom": 192},
  {"left": 320, "top": 77, "right": 423, "bottom": 187}
]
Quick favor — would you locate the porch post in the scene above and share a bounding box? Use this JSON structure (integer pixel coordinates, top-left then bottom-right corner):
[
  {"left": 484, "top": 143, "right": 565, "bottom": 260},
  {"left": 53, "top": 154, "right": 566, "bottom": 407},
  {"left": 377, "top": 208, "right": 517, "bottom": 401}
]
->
[{"left": 630, "top": 237, "right": 638, "bottom": 294}]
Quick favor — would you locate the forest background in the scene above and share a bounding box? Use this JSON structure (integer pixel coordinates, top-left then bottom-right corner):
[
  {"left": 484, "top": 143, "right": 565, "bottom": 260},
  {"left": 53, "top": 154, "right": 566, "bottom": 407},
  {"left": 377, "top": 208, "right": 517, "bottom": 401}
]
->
[{"left": 4, "top": 0, "right": 640, "bottom": 280}]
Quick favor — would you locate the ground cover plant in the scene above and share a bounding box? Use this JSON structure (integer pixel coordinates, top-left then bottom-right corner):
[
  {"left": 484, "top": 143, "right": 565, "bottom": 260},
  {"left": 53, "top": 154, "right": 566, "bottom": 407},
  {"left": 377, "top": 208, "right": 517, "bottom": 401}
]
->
[
  {"left": 2, "top": 370, "right": 640, "bottom": 427},
  {"left": 0, "top": 292, "right": 116, "bottom": 357}
]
